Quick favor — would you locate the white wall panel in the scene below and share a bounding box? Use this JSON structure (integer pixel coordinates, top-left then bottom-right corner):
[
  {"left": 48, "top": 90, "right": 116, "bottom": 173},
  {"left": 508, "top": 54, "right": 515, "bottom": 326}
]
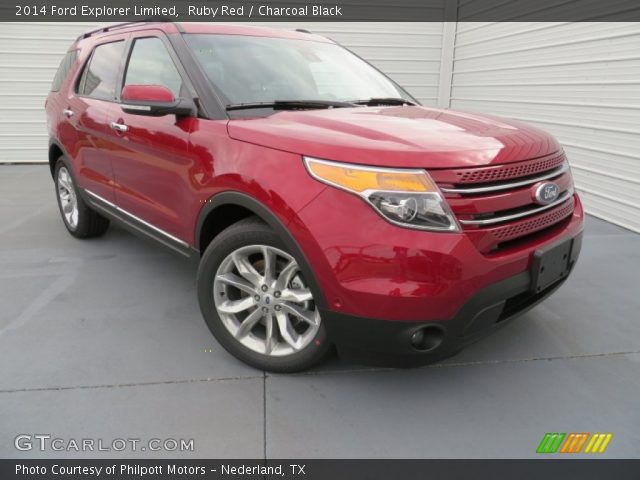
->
[
  {"left": 450, "top": 22, "right": 640, "bottom": 232},
  {"left": 0, "top": 22, "right": 104, "bottom": 163}
]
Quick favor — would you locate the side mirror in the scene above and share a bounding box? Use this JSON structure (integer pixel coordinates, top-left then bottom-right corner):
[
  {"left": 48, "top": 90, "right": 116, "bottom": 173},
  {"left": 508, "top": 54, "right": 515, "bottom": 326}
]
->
[{"left": 121, "top": 84, "right": 196, "bottom": 117}]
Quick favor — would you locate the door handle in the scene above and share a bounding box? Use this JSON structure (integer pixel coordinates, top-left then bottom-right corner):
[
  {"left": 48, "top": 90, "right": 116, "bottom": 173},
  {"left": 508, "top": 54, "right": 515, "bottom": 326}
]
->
[
  {"left": 110, "top": 121, "right": 128, "bottom": 133},
  {"left": 63, "top": 109, "right": 74, "bottom": 118}
]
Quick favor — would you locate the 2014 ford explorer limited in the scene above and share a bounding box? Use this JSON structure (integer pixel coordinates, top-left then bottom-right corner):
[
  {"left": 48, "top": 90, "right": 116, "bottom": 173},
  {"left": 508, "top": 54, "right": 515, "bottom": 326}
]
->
[{"left": 45, "top": 22, "right": 583, "bottom": 372}]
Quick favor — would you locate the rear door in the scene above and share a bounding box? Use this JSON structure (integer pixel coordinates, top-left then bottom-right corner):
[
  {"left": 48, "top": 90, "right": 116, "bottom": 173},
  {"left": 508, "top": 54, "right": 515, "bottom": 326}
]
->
[
  {"left": 106, "top": 32, "right": 196, "bottom": 244},
  {"left": 66, "top": 36, "right": 128, "bottom": 203}
]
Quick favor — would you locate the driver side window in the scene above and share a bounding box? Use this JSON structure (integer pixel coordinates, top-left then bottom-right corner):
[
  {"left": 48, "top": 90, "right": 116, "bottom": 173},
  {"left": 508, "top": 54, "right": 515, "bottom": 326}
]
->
[{"left": 124, "top": 37, "right": 183, "bottom": 98}]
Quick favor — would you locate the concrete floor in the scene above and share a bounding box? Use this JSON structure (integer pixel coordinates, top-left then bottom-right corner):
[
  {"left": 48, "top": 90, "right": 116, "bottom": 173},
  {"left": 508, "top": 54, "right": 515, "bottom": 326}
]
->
[{"left": 1, "top": 164, "right": 639, "bottom": 459}]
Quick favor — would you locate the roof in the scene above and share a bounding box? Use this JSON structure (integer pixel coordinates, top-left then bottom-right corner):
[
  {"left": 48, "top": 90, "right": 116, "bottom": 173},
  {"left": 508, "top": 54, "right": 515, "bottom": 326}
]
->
[{"left": 78, "top": 22, "right": 331, "bottom": 44}]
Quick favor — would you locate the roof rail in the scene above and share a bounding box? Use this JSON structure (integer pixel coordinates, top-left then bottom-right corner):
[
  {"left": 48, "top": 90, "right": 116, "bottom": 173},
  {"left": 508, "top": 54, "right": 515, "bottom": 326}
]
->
[{"left": 77, "top": 17, "right": 181, "bottom": 40}]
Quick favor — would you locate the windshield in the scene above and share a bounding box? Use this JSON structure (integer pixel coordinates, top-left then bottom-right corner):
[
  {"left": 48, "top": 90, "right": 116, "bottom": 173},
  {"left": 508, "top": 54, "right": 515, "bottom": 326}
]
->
[{"left": 184, "top": 34, "right": 413, "bottom": 108}]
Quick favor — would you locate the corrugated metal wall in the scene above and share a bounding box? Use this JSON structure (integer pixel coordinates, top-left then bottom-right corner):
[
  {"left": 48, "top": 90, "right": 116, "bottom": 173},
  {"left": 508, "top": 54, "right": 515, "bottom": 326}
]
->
[
  {"left": 448, "top": 22, "right": 640, "bottom": 232},
  {"left": 0, "top": 22, "right": 105, "bottom": 163},
  {"left": 0, "top": 22, "right": 444, "bottom": 164}
]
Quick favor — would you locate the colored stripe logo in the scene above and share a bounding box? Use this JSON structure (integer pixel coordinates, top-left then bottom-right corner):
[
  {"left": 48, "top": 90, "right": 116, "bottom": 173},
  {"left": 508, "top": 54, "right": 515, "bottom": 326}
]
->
[
  {"left": 537, "top": 433, "right": 612, "bottom": 454},
  {"left": 584, "top": 433, "right": 613, "bottom": 454},
  {"left": 537, "top": 433, "right": 565, "bottom": 453}
]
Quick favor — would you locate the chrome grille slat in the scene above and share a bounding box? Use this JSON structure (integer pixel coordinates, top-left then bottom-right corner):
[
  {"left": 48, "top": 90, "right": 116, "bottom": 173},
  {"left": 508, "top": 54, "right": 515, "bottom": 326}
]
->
[
  {"left": 458, "top": 188, "right": 574, "bottom": 226},
  {"left": 440, "top": 162, "right": 569, "bottom": 195}
]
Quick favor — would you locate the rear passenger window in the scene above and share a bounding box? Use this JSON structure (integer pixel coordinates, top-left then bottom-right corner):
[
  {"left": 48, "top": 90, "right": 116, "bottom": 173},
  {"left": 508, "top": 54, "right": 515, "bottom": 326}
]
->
[
  {"left": 78, "top": 41, "right": 125, "bottom": 100},
  {"left": 51, "top": 50, "right": 78, "bottom": 92},
  {"left": 124, "top": 37, "right": 183, "bottom": 98}
]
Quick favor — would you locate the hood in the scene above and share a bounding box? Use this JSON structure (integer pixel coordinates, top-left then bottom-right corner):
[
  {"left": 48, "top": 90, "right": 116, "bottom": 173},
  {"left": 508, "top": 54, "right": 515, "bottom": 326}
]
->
[{"left": 227, "top": 106, "right": 561, "bottom": 168}]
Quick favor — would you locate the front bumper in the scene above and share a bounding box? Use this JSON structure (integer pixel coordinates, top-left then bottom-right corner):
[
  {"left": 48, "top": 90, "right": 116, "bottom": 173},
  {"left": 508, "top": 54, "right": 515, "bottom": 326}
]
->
[{"left": 321, "top": 232, "right": 583, "bottom": 367}]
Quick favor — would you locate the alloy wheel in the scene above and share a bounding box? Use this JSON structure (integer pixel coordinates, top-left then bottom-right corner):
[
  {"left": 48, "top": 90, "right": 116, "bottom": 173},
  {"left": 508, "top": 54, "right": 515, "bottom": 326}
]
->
[
  {"left": 57, "top": 166, "right": 78, "bottom": 229},
  {"left": 213, "top": 245, "right": 321, "bottom": 356}
]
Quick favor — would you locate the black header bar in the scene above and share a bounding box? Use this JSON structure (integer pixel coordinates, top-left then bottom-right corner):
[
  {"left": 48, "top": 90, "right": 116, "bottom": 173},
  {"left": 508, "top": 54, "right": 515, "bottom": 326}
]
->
[
  {"left": 2, "top": 459, "right": 640, "bottom": 480},
  {"left": 5, "top": 0, "right": 640, "bottom": 22}
]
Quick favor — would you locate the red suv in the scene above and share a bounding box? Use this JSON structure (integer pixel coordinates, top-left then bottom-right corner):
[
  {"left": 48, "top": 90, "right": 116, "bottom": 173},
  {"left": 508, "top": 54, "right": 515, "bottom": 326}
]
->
[{"left": 46, "top": 22, "right": 583, "bottom": 372}]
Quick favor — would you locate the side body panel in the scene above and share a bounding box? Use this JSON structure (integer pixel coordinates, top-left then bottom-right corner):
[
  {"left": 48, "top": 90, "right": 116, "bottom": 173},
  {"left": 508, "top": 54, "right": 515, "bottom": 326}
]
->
[{"left": 106, "top": 105, "right": 196, "bottom": 240}]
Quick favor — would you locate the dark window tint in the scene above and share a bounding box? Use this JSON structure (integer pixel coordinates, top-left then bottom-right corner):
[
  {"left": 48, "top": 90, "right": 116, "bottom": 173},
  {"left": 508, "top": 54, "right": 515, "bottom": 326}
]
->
[
  {"left": 51, "top": 50, "right": 78, "bottom": 92},
  {"left": 78, "top": 41, "right": 125, "bottom": 100},
  {"left": 124, "top": 37, "right": 183, "bottom": 98}
]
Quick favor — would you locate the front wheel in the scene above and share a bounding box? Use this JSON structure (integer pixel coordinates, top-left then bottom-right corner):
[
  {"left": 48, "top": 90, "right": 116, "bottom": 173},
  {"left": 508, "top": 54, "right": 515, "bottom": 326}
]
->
[{"left": 197, "top": 217, "right": 331, "bottom": 372}]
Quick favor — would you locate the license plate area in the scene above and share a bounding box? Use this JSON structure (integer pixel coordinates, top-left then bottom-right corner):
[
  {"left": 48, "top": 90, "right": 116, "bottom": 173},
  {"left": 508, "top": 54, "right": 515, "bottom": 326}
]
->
[{"left": 531, "top": 238, "right": 574, "bottom": 292}]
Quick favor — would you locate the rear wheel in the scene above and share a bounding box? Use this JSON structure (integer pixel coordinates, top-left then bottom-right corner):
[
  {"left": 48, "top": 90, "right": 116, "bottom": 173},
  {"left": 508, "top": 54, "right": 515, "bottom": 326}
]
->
[
  {"left": 197, "top": 217, "right": 330, "bottom": 372},
  {"left": 54, "top": 158, "right": 109, "bottom": 238}
]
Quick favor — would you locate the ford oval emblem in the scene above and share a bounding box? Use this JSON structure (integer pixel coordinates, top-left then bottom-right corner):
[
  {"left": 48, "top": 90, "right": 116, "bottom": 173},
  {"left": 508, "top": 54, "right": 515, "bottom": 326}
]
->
[{"left": 533, "top": 182, "right": 560, "bottom": 205}]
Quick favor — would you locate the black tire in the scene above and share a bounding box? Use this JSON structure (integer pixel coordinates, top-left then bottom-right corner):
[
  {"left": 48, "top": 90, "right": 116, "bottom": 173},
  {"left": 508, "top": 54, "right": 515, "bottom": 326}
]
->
[
  {"left": 197, "top": 216, "right": 331, "bottom": 372},
  {"left": 54, "top": 157, "right": 110, "bottom": 238}
]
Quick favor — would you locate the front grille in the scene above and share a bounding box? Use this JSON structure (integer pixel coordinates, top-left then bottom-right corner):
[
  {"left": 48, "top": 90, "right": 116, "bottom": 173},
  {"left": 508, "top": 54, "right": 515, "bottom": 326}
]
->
[
  {"left": 492, "top": 198, "right": 575, "bottom": 240},
  {"left": 463, "top": 196, "right": 575, "bottom": 253},
  {"left": 434, "top": 151, "right": 566, "bottom": 185},
  {"left": 431, "top": 151, "right": 576, "bottom": 253}
]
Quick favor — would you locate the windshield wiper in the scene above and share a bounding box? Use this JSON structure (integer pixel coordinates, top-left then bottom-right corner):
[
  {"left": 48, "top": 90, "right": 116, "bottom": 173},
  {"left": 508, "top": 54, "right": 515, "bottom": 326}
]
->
[
  {"left": 351, "top": 97, "right": 416, "bottom": 106},
  {"left": 226, "top": 100, "right": 356, "bottom": 111}
]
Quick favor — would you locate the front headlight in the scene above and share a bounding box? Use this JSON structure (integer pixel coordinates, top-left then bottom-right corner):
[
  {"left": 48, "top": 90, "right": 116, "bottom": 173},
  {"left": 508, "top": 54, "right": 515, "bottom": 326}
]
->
[{"left": 304, "top": 157, "right": 459, "bottom": 232}]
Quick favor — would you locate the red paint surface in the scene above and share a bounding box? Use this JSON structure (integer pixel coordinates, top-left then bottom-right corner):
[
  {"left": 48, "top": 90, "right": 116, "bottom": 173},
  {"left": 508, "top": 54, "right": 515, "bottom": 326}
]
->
[{"left": 121, "top": 84, "right": 175, "bottom": 103}]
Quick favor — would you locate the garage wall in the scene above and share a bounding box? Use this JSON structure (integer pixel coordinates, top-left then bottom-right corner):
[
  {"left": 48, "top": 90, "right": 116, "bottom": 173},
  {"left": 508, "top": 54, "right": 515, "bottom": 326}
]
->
[
  {"left": 448, "top": 22, "right": 640, "bottom": 232},
  {"left": 0, "top": 22, "right": 107, "bottom": 163},
  {"left": 0, "top": 22, "right": 444, "bottom": 164}
]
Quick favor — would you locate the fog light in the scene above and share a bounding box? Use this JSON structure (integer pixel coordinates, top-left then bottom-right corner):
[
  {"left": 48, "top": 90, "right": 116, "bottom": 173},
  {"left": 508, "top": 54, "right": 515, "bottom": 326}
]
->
[
  {"left": 409, "top": 326, "right": 444, "bottom": 351},
  {"left": 410, "top": 330, "right": 425, "bottom": 348}
]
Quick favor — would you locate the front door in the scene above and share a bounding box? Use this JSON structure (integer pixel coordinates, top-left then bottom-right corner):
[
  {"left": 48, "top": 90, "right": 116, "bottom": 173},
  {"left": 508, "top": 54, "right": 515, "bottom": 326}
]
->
[{"left": 107, "top": 34, "right": 197, "bottom": 244}]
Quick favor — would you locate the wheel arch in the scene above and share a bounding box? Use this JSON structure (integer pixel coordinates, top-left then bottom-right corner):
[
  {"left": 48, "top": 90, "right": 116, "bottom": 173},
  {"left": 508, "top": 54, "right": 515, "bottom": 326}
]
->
[
  {"left": 48, "top": 139, "right": 69, "bottom": 178},
  {"left": 196, "top": 191, "right": 327, "bottom": 309}
]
